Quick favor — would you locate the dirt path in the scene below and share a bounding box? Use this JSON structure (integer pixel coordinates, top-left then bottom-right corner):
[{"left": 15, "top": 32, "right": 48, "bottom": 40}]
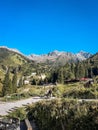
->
[
  {"left": 0, "top": 97, "right": 42, "bottom": 116},
  {"left": 1, "top": 97, "right": 97, "bottom": 116}
]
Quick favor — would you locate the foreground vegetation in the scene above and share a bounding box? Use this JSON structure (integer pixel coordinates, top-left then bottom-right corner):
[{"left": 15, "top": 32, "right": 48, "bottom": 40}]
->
[
  {"left": 6, "top": 81, "right": 98, "bottom": 130},
  {"left": 8, "top": 99, "right": 98, "bottom": 130}
]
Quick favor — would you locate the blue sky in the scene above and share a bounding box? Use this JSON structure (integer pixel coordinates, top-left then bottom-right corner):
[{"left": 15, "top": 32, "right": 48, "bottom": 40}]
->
[{"left": 0, "top": 0, "right": 98, "bottom": 55}]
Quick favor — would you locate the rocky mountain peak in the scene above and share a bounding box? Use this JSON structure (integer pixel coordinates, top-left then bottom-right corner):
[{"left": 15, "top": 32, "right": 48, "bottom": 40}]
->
[
  {"left": 76, "top": 51, "right": 92, "bottom": 60},
  {"left": 48, "top": 50, "right": 64, "bottom": 56}
]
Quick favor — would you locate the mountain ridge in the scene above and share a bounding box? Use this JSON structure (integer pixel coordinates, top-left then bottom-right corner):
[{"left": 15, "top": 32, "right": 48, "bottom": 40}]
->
[
  {"left": 0, "top": 46, "right": 92, "bottom": 66},
  {"left": 28, "top": 50, "right": 92, "bottom": 64},
  {"left": 0, "top": 46, "right": 92, "bottom": 56}
]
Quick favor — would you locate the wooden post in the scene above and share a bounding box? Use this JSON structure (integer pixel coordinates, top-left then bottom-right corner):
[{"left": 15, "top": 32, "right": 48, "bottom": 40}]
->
[{"left": 25, "top": 118, "right": 33, "bottom": 130}]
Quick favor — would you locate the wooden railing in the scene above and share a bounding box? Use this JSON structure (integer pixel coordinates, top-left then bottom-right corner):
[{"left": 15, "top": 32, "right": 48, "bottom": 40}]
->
[{"left": 25, "top": 118, "right": 33, "bottom": 130}]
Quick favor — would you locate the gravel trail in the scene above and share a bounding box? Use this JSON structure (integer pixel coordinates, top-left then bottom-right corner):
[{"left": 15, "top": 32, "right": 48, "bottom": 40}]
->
[{"left": 0, "top": 97, "right": 42, "bottom": 116}]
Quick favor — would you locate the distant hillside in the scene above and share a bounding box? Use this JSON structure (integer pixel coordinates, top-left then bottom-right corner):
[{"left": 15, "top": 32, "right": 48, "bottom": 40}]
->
[
  {"left": 85, "top": 52, "right": 98, "bottom": 69},
  {"left": 0, "top": 47, "right": 34, "bottom": 82},
  {"left": 0, "top": 47, "right": 31, "bottom": 66},
  {"left": 87, "top": 52, "right": 98, "bottom": 61},
  {"left": 0, "top": 47, "right": 50, "bottom": 81},
  {"left": 77, "top": 52, "right": 98, "bottom": 77}
]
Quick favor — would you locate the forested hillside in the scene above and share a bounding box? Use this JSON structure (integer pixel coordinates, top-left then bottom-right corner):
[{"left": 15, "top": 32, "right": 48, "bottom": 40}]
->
[{"left": 49, "top": 52, "right": 98, "bottom": 84}]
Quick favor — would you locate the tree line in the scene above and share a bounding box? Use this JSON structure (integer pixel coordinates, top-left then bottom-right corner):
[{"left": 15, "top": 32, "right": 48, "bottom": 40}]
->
[
  {"left": 2, "top": 69, "right": 23, "bottom": 96},
  {"left": 49, "top": 61, "right": 98, "bottom": 84}
]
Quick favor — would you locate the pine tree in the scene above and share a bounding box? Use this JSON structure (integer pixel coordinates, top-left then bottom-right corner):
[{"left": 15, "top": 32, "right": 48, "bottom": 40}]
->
[
  {"left": 85, "top": 69, "right": 88, "bottom": 78},
  {"left": 2, "top": 69, "right": 12, "bottom": 96},
  {"left": 9, "top": 79, "right": 12, "bottom": 94},
  {"left": 58, "top": 68, "right": 64, "bottom": 84},
  {"left": 18, "top": 77, "right": 23, "bottom": 87},
  {"left": 71, "top": 63, "right": 75, "bottom": 74},
  {"left": 78, "top": 63, "right": 85, "bottom": 78},
  {"left": 75, "top": 63, "right": 80, "bottom": 79},
  {"left": 90, "top": 67, "right": 93, "bottom": 78},
  {"left": 12, "top": 72, "right": 17, "bottom": 93},
  {"left": 51, "top": 71, "right": 58, "bottom": 83}
]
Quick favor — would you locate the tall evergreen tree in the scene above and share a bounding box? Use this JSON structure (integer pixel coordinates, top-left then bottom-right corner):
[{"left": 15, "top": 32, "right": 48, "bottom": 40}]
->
[
  {"left": 90, "top": 67, "right": 93, "bottom": 78},
  {"left": 75, "top": 63, "right": 80, "bottom": 79},
  {"left": 85, "top": 69, "right": 88, "bottom": 78},
  {"left": 2, "top": 69, "right": 12, "bottom": 96},
  {"left": 9, "top": 79, "right": 12, "bottom": 94},
  {"left": 12, "top": 72, "right": 17, "bottom": 93},
  {"left": 51, "top": 71, "right": 58, "bottom": 83},
  {"left": 78, "top": 63, "right": 85, "bottom": 78},
  {"left": 58, "top": 68, "right": 64, "bottom": 84},
  {"left": 18, "top": 77, "right": 23, "bottom": 87},
  {"left": 71, "top": 63, "right": 75, "bottom": 74}
]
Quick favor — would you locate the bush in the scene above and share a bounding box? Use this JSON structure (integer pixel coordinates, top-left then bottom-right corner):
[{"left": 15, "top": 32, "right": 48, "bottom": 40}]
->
[{"left": 26, "top": 99, "right": 98, "bottom": 130}]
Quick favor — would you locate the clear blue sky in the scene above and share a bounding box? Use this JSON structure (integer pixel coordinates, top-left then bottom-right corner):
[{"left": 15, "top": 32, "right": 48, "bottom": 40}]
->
[{"left": 0, "top": 0, "right": 98, "bottom": 55}]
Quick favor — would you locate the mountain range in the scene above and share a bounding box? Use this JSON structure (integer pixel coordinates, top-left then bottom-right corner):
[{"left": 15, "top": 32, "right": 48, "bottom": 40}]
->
[
  {"left": 0, "top": 46, "right": 92, "bottom": 66},
  {"left": 28, "top": 50, "right": 92, "bottom": 64}
]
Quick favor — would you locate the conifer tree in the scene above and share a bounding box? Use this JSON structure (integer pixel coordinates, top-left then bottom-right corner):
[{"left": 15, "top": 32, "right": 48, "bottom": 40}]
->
[
  {"left": 2, "top": 69, "right": 12, "bottom": 96},
  {"left": 78, "top": 63, "right": 85, "bottom": 78},
  {"left": 12, "top": 72, "right": 17, "bottom": 93},
  {"left": 90, "top": 67, "right": 93, "bottom": 78},
  {"left": 18, "top": 77, "right": 23, "bottom": 87},
  {"left": 51, "top": 71, "right": 58, "bottom": 83},
  {"left": 71, "top": 63, "right": 75, "bottom": 74},
  {"left": 58, "top": 68, "right": 64, "bottom": 84},
  {"left": 75, "top": 63, "right": 80, "bottom": 79},
  {"left": 9, "top": 79, "right": 12, "bottom": 94},
  {"left": 85, "top": 69, "right": 88, "bottom": 78}
]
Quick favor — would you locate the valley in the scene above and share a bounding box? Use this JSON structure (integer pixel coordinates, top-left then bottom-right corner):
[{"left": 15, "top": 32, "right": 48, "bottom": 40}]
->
[{"left": 0, "top": 46, "right": 98, "bottom": 130}]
